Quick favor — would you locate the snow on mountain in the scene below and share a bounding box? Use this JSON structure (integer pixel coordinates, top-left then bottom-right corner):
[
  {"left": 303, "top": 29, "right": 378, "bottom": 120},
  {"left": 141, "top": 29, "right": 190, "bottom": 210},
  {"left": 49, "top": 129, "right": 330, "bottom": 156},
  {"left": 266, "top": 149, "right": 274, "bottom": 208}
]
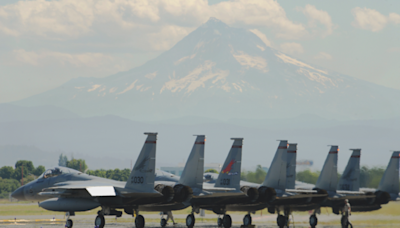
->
[{"left": 14, "top": 18, "right": 400, "bottom": 121}]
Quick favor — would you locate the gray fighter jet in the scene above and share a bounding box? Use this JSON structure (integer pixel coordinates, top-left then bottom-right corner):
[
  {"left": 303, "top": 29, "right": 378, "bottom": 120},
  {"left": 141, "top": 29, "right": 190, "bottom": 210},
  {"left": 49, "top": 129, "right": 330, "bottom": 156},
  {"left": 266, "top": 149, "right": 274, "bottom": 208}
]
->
[
  {"left": 163, "top": 140, "right": 327, "bottom": 228},
  {"left": 154, "top": 136, "right": 259, "bottom": 228},
  {"left": 11, "top": 133, "right": 174, "bottom": 228},
  {"left": 300, "top": 147, "right": 400, "bottom": 227},
  {"left": 222, "top": 141, "right": 327, "bottom": 228}
]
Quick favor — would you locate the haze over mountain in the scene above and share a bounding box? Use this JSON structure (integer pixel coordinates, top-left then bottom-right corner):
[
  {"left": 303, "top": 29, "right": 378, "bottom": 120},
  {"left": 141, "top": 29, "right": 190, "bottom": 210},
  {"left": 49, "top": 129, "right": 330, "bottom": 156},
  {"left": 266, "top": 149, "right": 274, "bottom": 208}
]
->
[
  {"left": 1, "top": 112, "right": 400, "bottom": 171},
  {"left": 13, "top": 18, "right": 400, "bottom": 121}
]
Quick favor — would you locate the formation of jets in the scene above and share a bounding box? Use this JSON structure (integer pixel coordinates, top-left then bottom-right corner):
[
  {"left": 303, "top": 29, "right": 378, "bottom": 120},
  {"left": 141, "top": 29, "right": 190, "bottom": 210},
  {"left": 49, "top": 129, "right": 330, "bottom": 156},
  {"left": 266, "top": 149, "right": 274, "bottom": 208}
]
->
[{"left": 11, "top": 133, "right": 400, "bottom": 228}]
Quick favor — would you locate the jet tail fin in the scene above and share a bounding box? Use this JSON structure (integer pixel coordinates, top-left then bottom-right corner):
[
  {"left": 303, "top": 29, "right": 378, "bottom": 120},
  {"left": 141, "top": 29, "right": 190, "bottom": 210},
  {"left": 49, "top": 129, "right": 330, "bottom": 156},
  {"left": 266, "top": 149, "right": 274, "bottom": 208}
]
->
[
  {"left": 315, "top": 146, "right": 338, "bottom": 192},
  {"left": 262, "top": 140, "right": 287, "bottom": 190},
  {"left": 125, "top": 132, "right": 157, "bottom": 191},
  {"left": 378, "top": 151, "right": 400, "bottom": 196},
  {"left": 337, "top": 149, "right": 361, "bottom": 191},
  {"left": 286, "top": 143, "right": 297, "bottom": 189},
  {"left": 215, "top": 138, "right": 243, "bottom": 189},
  {"left": 179, "top": 135, "right": 206, "bottom": 190}
]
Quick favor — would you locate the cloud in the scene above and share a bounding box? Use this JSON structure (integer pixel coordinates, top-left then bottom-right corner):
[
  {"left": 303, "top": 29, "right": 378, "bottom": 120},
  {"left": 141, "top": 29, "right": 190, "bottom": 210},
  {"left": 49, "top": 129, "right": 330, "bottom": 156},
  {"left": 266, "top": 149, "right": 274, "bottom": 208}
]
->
[
  {"left": 387, "top": 47, "right": 400, "bottom": 53},
  {"left": 210, "top": 0, "right": 307, "bottom": 39},
  {"left": 0, "top": 0, "right": 309, "bottom": 51},
  {"left": 298, "top": 4, "right": 335, "bottom": 37},
  {"left": 389, "top": 13, "right": 400, "bottom": 24},
  {"left": 249, "top": 29, "right": 272, "bottom": 47},
  {"left": 280, "top": 42, "right": 304, "bottom": 55},
  {"left": 351, "top": 7, "right": 400, "bottom": 32},
  {"left": 314, "top": 52, "right": 332, "bottom": 60},
  {"left": 5, "top": 49, "right": 137, "bottom": 76}
]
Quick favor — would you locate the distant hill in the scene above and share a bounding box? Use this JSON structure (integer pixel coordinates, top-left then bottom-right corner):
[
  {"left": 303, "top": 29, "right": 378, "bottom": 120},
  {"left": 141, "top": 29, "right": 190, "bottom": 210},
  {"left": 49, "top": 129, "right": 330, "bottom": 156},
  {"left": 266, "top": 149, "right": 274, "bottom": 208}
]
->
[
  {"left": 0, "top": 104, "right": 80, "bottom": 123},
  {"left": 12, "top": 18, "right": 400, "bottom": 121},
  {"left": 0, "top": 114, "right": 399, "bottom": 170}
]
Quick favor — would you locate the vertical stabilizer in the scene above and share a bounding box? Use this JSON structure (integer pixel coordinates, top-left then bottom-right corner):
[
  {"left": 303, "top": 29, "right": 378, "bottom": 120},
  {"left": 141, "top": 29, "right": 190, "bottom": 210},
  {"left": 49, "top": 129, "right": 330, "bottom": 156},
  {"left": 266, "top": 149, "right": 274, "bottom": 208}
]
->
[
  {"left": 215, "top": 138, "right": 243, "bottom": 189},
  {"left": 315, "top": 146, "right": 338, "bottom": 192},
  {"left": 262, "top": 140, "right": 288, "bottom": 190},
  {"left": 179, "top": 135, "right": 206, "bottom": 190},
  {"left": 286, "top": 143, "right": 297, "bottom": 189},
  {"left": 125, "top": 132, "right": 157, "bottom": 191},
  {"left": 337, "top": 149, "right": 361, "bottom": 191},
  {"left": 378, "top": 151, "right": 400, "bottom": 195}
]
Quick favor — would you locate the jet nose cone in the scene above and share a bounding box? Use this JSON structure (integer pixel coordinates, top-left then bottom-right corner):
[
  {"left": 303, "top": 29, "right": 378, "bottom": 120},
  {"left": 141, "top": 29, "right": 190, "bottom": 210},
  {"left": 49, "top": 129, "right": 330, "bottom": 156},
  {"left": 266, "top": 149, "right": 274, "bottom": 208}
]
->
[{"left": 11, "top": 186, "right": 25, "bottom": 201}]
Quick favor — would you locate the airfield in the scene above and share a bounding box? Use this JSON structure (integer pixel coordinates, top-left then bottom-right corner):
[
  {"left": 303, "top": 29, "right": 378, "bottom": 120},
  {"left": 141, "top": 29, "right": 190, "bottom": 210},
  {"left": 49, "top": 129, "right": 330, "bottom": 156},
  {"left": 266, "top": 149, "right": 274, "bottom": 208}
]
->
[{"left": 0, "top": 200, "right": 399, "bottom": 228}]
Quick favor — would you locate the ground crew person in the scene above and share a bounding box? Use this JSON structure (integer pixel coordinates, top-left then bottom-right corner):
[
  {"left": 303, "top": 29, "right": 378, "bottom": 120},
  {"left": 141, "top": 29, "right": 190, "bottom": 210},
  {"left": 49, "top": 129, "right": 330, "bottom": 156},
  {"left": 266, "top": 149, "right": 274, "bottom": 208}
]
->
[
  {"left": 166, "top": 211, "right": 177, "bottom": 225},
  {"left": 342, "top": 199, "right": 352, "bottom": 228}
]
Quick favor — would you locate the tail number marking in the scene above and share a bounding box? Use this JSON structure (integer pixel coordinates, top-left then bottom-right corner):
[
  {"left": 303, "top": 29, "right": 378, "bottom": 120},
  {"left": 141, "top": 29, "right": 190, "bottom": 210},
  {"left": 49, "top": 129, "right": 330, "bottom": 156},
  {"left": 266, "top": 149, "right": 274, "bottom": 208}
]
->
[
  {"left": 132, "top": 176, "right": 144, "bottom": 184},
  {"left": 220, "top": 179, "right": 230, "bottom": 186}
]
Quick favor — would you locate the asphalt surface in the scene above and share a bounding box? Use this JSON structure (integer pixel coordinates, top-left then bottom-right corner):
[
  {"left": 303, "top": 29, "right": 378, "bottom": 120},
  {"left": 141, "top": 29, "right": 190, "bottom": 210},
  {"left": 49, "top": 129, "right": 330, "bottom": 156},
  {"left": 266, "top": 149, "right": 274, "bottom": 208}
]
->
[{"left": 0, "top": 213, "right": 399, "bottom": 228}]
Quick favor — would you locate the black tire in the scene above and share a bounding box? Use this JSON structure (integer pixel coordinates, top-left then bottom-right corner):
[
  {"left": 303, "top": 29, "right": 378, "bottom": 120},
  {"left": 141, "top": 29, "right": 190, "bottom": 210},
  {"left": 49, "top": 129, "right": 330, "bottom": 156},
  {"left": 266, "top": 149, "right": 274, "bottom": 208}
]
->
[
  {"left": 309, "top": 214, "right": 318, "bottom": 228},
  {"left": 66, "top": 219, "right": 73, "bottom": 228},
  {"left": 95, "top": 215, "right": 105, "bottom": 228},
  {"left": 217, "top": 218, "right": 223, "bottom": 227},
  {"left": 222, "top": 214, "right": 232, "bottom": 228},
  {"left": 161, "top": 218, "right": 167, "bottom": 227},
  {"left": 277, "top": 215, "right": 286, "bottom": 228},
  {"left": 135, "top": 215, "right": 145, "bottom": 228},
  {"left": 243, "top": 214, "right": 252, "bottom": 226},
  {"left": 186, "top": 214, "right": 195, "bottom": 228}
]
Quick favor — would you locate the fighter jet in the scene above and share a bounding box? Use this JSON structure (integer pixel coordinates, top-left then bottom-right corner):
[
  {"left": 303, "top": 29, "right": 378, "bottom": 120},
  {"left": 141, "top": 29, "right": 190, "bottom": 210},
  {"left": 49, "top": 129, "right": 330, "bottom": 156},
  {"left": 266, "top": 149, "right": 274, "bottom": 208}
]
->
[
  {"left": 11, "top": 133, "right": 174, "bottom": 228},
  {"left": 347, "top": 151, "right": 400, "bottom": 211},
  {"left": 306, "top": 148, "right": 400, "bottom": 227},
  {"left": 154, "top": 136, "right": 259, "bottom": 228},
  {"left": 223, "top": 141, "right": 328, "bottom": 228}
]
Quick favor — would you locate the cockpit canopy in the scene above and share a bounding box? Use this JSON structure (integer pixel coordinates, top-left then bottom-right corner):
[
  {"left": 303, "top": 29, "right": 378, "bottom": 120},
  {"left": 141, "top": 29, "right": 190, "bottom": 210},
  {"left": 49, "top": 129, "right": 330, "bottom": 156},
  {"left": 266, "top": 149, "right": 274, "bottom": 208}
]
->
[{"left": 39, "top": 166, "right": 81, "bottom": 179}]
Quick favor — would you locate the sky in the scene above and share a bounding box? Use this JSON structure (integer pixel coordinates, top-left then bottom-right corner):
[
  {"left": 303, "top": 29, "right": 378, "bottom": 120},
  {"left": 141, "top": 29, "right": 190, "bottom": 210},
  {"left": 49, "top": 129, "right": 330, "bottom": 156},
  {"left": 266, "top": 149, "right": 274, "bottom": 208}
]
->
[{"left": 1, "top": 0, "right": 400, "bottom": 103}]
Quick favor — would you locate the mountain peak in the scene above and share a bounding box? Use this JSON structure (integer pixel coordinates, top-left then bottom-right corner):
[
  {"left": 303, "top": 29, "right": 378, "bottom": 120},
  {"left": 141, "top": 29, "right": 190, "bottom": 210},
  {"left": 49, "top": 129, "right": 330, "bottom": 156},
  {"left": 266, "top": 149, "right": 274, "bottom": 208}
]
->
[{"left": 201, "top": 17, "right": 228, "bottom": 29}]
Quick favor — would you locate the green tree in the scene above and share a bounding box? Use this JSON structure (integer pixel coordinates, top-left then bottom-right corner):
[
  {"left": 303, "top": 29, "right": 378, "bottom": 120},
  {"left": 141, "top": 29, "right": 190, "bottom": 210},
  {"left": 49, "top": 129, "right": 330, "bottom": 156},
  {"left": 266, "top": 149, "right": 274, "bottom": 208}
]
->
[
  {"left": 0, "top": 166, "right": 14, "bottom": 179},
  {"left": 87, "top": 168, "right": 130, "bottom": 181},
  {"left": 66, "top": 159, "right": 88, "bottom": 172},
  {"left": 13, "top": 160, "right": 35, "bottom": 181},
  {"left": 241, "top": 165, "right": 267, "bottom": 183},
  {"left": 296, "top": 169, "right": 320, "bottom": 184},
  {"left": 0, "top": 178, "right": 20, "bottom": 199},
  {"left": 87, "top": 169, "right": 107, "bottom": 178},
  {"left": 33, "top": 165, "right": 46, "bottom": 176},
  {"left": 58, "top": 154, "right": 68, "bottom": 167},
  {"left": 205, "top": 169, "right": 219, "bottom": 174}
]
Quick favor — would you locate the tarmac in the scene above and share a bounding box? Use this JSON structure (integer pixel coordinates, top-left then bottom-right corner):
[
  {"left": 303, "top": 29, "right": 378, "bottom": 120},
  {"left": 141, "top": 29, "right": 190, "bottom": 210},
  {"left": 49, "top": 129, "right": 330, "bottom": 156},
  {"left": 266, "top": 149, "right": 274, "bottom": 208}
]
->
[{"left": 0, "top": 213, "right": 399, "bottom": 228}]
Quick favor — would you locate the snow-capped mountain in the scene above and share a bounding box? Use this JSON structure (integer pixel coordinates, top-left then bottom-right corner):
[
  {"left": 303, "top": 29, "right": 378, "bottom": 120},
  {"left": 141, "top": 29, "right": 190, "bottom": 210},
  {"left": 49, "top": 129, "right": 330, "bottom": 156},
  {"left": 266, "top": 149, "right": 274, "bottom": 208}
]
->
[{"left": 14, "top": 18, "right": 400, "bottom": 121}]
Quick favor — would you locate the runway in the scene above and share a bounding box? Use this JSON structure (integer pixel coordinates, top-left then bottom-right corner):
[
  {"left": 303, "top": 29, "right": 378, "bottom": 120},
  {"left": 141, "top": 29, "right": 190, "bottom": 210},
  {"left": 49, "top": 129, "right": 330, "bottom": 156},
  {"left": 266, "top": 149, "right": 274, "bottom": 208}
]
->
[{"left": 0, "top": 213, "right": 399, "bottom": 228}]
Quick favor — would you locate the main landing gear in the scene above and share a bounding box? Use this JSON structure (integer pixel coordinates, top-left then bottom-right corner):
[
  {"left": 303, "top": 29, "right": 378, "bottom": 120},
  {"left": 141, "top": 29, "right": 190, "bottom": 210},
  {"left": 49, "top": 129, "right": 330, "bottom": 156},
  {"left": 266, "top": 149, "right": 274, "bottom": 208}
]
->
[
  {"left": 216, "top": 214, "right": 232, "bottom": 228},
  {"left": 309, "top": 208, "right": 320, "bottom": 228},
  {"left": 243, "top": 214, "right": 252, "bottom": 226},
  {"left": 276, "top": 209, "right": 290, "bottom": 228},
  {"left": 186, "top": 213, "right": 195, "bottom": 228},
  {"left": 94, "top": 207, "right": 124, "bottom": 228},
  {"left": 95, "top": 214, "right": 105, "bottom": 228},
  {"left": 65, "top": 212, "right": 74, "bottom": 228}
]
